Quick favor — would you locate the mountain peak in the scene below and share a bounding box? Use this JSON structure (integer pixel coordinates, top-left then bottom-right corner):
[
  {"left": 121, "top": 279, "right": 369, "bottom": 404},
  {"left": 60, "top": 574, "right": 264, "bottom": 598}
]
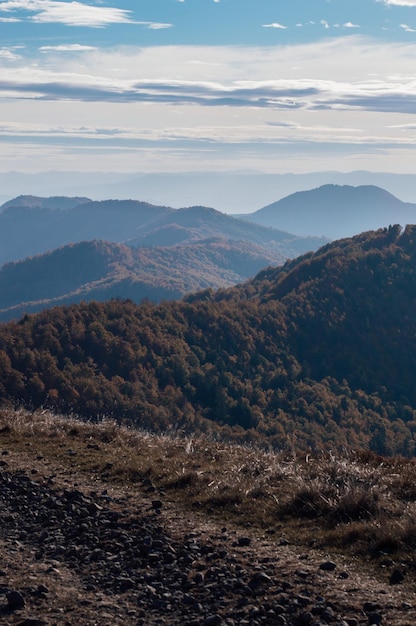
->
[{"left": 240, "top": 184, "right": 414, "bottom": 240}]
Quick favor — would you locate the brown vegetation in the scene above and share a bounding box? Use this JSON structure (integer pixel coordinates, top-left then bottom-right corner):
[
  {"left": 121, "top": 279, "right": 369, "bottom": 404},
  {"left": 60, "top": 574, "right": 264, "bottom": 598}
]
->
[
  {"left": 2, "top": 407, "right": 416, "bottom": 571},
  {"left": 1, "top": 226, "right": 416, "bottom": 454}
]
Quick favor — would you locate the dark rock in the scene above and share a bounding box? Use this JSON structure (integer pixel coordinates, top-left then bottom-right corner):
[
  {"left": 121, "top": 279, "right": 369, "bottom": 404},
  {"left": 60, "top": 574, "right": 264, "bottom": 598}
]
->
[
  {"left": 119, "top": 577, "right": 135, "bottom": 591},
  {"left": 319, "top": 561, "right": 337, "bottom": 571},
  {"left": 368, "top": 612, "right": 383, "bottom": 625},
  {"left": 237, "top": 537, "right": 251, "bottom": 547},
  {"left": 249, "top": 571, "right": 272, "bottom": 588},
  {"left": 389, "top": 569, "right": 405, "bottom": 585},
  {"left": 204, "top": 615, "right": 224, "bottom": 626},
  {"left": 6, "top": 590, "right": 25, "bottom": 609},
  {"left": 321, "top": 606, "right": 336, "bottom": 622},
  {"left": 296, "top": 611, "right": 313, "bottom": 625}
]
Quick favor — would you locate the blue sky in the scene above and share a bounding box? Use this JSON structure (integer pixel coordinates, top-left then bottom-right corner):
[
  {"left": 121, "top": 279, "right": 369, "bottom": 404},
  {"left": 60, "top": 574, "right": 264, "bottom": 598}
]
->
[{"left": 1, "top": 0, "right": 416, "bottom": 174}]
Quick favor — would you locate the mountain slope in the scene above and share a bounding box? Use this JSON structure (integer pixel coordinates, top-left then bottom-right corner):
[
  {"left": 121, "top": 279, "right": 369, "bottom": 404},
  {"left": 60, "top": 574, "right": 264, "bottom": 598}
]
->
[
  {"left": 1, "top": 225, "right": 416, "bottom": 454},
  {"left": 0, "top": 196, "right": 326, "bottom": 266},
  {"left": 239, "top": 184, "right": 416, "bottom": 239},
  {"left": 0, "top": 238, "right": 289, "bottom": 321},
  {"left": 0, "top": 198, "right": 175, "bottom": 265}
]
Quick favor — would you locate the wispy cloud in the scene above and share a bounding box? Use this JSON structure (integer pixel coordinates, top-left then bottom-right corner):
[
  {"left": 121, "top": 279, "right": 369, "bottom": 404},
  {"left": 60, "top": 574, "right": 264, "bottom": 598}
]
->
[
  {"left": 0, "top": 0, "right": 136, "bottom": 28},
  {"left": 378, "top": 0, "right": 416, "bottom": 6},
  {"left": 144, "top": 23, "right": 172, "bottom": 30},
  {"left": 39, "top": 44, "right": 96, "bottom": 52},
  {"left": 400, "top": 23, "right": 416, "bottom": 31},
  {"left": 2, "top": 40, "right": 416, "bottom": 117},
  {"left": 0, "top": 47, "right": 22, "bottom": 60},
  {"left": 262, "top": 23, "right": 287, "bottom": 29},
  {"left": 0, "top": 73, "right": 415, "bottom": 116}
]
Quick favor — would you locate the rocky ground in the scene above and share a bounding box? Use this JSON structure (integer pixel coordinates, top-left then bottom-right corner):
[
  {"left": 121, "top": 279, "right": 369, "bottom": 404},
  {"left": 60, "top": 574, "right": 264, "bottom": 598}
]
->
[{"left": 1, "top": 444, "right": 416, "bottom": 626}]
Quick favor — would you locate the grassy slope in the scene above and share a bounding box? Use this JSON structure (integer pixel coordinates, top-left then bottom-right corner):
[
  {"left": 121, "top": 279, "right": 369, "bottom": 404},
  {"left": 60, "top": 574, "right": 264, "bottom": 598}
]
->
[{"left": 2, "top": 407, "right": 416, "bottom": 574}]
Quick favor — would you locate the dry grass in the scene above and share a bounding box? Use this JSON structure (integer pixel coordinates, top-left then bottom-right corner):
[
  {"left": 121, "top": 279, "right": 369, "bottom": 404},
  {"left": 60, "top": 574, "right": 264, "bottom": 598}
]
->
[{"left": 2, "top": 406, "right": 416, "bottom": 570}]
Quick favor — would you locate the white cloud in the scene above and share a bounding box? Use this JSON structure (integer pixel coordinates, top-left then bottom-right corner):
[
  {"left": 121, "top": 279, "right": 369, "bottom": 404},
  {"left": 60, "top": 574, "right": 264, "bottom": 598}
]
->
[
  {"left": 400, "top": 23, "right": 416, "bottom": 31},
  {"left": 144, "top": 23, "right": 172, "bottom": 30},
  {"left": 0, "top": 48, "right": 21, "bottom": 60},
  {"left": 378, "top": 0, "right": 416, "bottom": 5},
  {"left": 343, "top": 22, "right": 360, "bottom": 29},
  {"left": 262, "top": 23, "right": 287, "bottom": 29},
  {"left": 0, "top": 0, "right": 135, "bottom": 27},
  {"left": 40, "top": 44, "right": 97, "bottom": 51}
]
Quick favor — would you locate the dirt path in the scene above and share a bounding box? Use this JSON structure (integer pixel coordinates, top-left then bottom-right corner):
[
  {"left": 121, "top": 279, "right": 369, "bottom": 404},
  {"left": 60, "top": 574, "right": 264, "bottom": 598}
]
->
[{"left": 1, "top": 446, "right": 415, "bottom": 625}]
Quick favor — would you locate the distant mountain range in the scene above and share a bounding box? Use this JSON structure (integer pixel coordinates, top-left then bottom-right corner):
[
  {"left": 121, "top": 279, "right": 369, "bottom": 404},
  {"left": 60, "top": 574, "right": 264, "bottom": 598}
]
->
[
  {"left": 238, "top": 184, "right": 416, "bottom": 239},
  {"left": 2, "top": 183, "right": 415, "bottom": 321},
  {"left": 0, "top": 195, "right": 324, "bottom": 267},
  {"left": 0, "top": 195, "right": 327, "bottom": 320},
  {"left": 1, "top": 170, "right": 416, "bottom": 212}
]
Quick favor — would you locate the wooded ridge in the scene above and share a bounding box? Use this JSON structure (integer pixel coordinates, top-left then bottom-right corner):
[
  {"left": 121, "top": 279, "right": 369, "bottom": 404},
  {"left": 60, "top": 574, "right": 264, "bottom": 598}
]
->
[{"left": 0, "top": 225, "right": 415, "bottom": 455}]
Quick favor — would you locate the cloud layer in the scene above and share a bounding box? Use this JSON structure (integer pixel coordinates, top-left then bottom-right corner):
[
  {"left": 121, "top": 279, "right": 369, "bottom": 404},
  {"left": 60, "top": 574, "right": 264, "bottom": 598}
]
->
[
  {"left": 1, "top": 38, "right": 416, "bottom": 116},
  {"left": 1, "top": 2, "right": 416, "bottom": 175}
]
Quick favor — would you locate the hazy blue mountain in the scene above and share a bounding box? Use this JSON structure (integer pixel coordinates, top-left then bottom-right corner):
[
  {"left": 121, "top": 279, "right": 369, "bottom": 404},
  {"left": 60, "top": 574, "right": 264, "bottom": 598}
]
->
[
  {"left": 238, "top": 185, "right": 416, "bottom": 239},
  {"left": 0, "top": 197, "right": 327, "bottom": 267},
  {"left": 1, "top": 170, "right": 416, "bottom": 213},
  {"left": 0, "top": 195, "right": 91, "bottom": 212},
  {"left": 0, "top": 238, "right": 291, "bottom": 321},
  {"left": 0, "top": 198, "right": 174, "bottom": 265}
]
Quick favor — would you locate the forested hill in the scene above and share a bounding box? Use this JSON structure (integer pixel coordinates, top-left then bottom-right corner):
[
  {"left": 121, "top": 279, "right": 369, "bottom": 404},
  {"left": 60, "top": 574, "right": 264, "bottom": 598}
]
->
[
  {"left": 1, "top": 224, "right": 416, "bottom": 455},
  {"left": 0, "top": 238, "right": 288, "bottom": 321}
]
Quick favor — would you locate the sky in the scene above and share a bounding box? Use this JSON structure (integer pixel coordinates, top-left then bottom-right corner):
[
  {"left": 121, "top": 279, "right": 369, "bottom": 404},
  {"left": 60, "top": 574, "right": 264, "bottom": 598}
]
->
[{"left": 2, "top": 0, "right": 416, "bottom": 175}]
